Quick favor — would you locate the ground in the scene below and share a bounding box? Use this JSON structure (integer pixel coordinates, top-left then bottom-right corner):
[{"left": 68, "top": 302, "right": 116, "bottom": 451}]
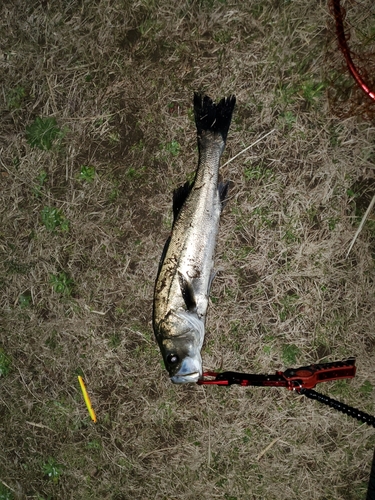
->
[{"left": 1, "top": 0, "right": 375, "bottom": 499}]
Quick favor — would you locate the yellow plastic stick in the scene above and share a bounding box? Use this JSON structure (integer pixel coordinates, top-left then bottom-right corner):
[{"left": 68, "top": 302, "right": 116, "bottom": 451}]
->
[{"left": 78, "top": 376, "right": 97, "bottom": 423}]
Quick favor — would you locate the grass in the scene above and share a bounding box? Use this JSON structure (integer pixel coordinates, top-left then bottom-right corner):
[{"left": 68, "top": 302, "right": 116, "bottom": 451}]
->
[
  {"left": 49, "top": 272, "right": 74, "bottom": 296},
  {"left": 41, "top": 207, "right": 69, "bottom": 232},
  {"left": 42, "top": 458, "right": 64, "bottom": 484},
  {"left": 0, "top": 483, "right": 13, "bottom": 500},
  {"left": 25, "top": 117, "right": 64, "bottom": 151},
  {"left": 78, "top": 165, "right": 96, "bottom": 182},
  {"left": 0, "top": 348, "right": 11, "bottom": 377},
  {"left": 1, "top": 0, "right": 375, "bottom": 498}
]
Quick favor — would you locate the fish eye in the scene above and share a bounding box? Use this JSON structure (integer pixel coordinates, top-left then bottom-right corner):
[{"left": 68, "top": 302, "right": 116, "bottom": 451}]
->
[{"left": 167, "top": 354, "right": 179, "bottom": 365}]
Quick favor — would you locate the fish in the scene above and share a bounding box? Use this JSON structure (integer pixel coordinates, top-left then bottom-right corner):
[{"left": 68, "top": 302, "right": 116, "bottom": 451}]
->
[{"left": 152, "top": 92, "right": 236, "bottom": 384}]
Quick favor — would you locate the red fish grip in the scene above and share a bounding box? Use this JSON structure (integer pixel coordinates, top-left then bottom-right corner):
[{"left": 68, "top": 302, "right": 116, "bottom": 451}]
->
[
  {"left": 198, "top": 358, "right": 356, "bottom": 390},
  {"left": 198, "top": 358, "right": 374, "bottom": 427}
]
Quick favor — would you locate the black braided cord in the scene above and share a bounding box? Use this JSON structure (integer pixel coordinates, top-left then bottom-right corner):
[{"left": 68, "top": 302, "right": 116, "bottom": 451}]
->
[{"left": 299, "top": 388, "right": 375, "bottom": 428}]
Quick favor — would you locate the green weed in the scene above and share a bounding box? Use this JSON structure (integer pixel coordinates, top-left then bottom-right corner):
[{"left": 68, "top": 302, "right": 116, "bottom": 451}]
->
[
  {"left": 329, "top": 125, "right": 344, "bottom": 147},
  {"left": 162, "top": 212, "right": 173, "bottom": 230},
  {"left": 26, "top": 117, "right": 65, "bottom": 151},
  {"left": 263, "top": 345, "right": 272, "bottom": 355},
  {"left": 109, "top": 186, "right": 119, "bottom": 202},
  {"left": 282, "top": 344, "right": 300, "bottom": 366},
  {"left": 45, "top": 331, "right": 58, "bottom": 349},
  {"left": 276, "top": 80, "right": 325, "bottom": 108},
  {"left": 242, "top": 428, "right": 253, "bottom": 444},
  {"left": 187, "top": 107, "right": 195, "bottom": 122},
  {"left": 263, "top": 335, "right": 275, "bottom": 355},
  {"left": 108, "top": 131, "right": 120, "bottom": 144},
  {"left": 42, "top": 458, "right": 64, "bottom": 483},
  {"left": 216, "top": 478, "right": 228, "bottom": 487},
  {"left": 109, "top": 332, "right": 121, "bottom": 349},
  {"left": 50, "top": 272, "right": 74, "bottom": 295},
  {"left": 33, "top": 170, "right": 48, "bottom": 198},
  {"left": 0, "top": 348, "right": 11, "bottom": 376},
  {"left": 186, "top": 170, "right": 196, "bottom": 185},
  {"left": 79, "top": 165, "right": 96, "bottom": 182},
  {"left": 301, "top": 81, "right": 326, "bottom": 104},
  {"left": 41, "top": 207, "right": 69, "bottom": 232},
  {"left": 0, "top": 483, "right": 13, "bottom": 500},
  {"left": 328, "top": 218, "right": 337, "bottom": 230},
  {"left": 244, "top": 164, "right": 273, "bottom": 182},
  {"left": 6, "top": 260, "right": 30, "bottom": 275},
  {"left": 19, "top": 291, "right": 32, "bottom": 308},
  {"left": 86, "top": 440, "right": 102, "bottom": 450},
  {"left": 161, "top": 140, "right": 180, "bottom": 156},
  {"left": 209, "top": 293, "right": 218, "bottom": 304},
  {"left": 125, "top": 166, "right": 145, "bottom": 179},
  {"left": 279, "top": 111, "right": 296, "bottom": 129},
  {"left": 331, "top": 380, "right": 352, "bottom": 398},
  {"left": 351, "top": 482, "right": 370, "bottom": 500},
  {"left": 235, "top": 245, "right": 254, "bottom": 259},
  {"left": 346, "top": 188, "right": 357, "bottom": 199},
  {"left": 7, "top": 85, "right": 26, "bottom": 109},
  {"left": 12, "top": 156, "right": 20, "bottom": 169},
  {"left": 214, "top": 30, "right": 232, "bottom": 44},
  {"left": 359, "top": 380, "right": 373, "bottom": 396},
  {"left": 276, "top": 83, "right": 297, "bottom": 106},
  {"left": 251, "top": 206, "right": 274, "bottom": 228},
  {"left": 130, "top": 139, "right": 145, "bottom": 152},
  {"left": 282, "top": 227, "right": 300, "bottom": 244},
  {"left": 139, "top": 18, "right": 161, "bottom": 37},
  {"left": 93, "top": 117, "right": 105, "bottom": 128},
  {"left": 278, "top": 293, "right": 299, "bottom": 321},
  {"left": 167, "top": 102, "right": 176, "bottom": 112}
]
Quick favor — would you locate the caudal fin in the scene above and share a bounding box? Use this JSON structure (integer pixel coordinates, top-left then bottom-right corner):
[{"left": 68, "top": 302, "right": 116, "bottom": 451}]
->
[{"left": 193, "top": 93, "right": 236, "bottom": 143}]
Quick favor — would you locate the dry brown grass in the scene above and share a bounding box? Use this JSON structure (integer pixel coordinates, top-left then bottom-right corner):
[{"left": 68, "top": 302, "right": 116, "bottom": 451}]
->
[{"left": 1, "top": 0, "right": 375, "bottom": 498}]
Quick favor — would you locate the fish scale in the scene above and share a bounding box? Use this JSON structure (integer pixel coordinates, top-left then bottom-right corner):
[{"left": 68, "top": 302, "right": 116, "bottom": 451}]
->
[{"left": 153, "top": 93, "right": 236, "bottom": 383}]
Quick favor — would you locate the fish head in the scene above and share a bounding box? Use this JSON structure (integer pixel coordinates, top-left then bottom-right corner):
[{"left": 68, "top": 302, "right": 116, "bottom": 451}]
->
[{"left": 156, "top": 310, "right": 204, "bottom": 384}]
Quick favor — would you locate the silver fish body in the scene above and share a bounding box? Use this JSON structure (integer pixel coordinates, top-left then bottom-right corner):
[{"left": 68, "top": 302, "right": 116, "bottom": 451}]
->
[{"left": 153, "top": 93, "right": 236, "bottom": 383}]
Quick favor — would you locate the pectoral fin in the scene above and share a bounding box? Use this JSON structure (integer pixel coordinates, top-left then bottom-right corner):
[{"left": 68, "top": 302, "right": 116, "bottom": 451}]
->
[
  {"left": 156, "top": 235, "right": 171, "bottom": 278},
  {"left": 178, "top": 270, "right": 197, "bottom": 312},
  {"left": 173, "top": 182, "right": 191, "bottom": 223},
  {"left": 218, "top": 182, "right": 229, "bottom": 209}
]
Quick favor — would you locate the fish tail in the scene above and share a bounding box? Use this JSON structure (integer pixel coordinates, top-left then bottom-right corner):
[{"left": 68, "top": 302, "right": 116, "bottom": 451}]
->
[{"left": 193, "top": 93, "right": 236, "bottom": 143}]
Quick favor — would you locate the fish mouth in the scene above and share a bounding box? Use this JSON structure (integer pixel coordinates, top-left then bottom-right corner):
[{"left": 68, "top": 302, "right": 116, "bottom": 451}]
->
[
  {"left": 167, "top": 353, "right": 202, "bottom": 384},
  {"left": 171, "top": 372, "right": 200, "bottom": 384}
]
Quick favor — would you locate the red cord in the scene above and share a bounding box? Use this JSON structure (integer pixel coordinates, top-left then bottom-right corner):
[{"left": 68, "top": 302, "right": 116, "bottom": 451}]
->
[{"left": 332, "top": 0, "right": 375, "bottom": 101}]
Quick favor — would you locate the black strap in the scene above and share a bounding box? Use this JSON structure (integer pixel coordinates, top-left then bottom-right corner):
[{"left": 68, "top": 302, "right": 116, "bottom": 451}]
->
[{"left": 299, "top": 388, "right": 375, "bottom": 428}]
